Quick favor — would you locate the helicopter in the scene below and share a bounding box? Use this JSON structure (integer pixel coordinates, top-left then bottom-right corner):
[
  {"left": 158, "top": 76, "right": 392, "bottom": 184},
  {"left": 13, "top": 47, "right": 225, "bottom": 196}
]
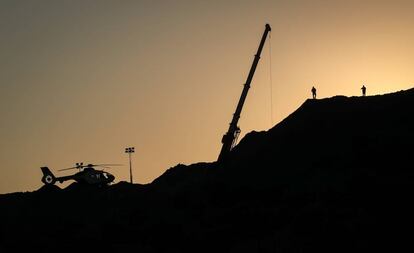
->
[{"left": 40, "top": 162, "right": 120, "bottom": 186}]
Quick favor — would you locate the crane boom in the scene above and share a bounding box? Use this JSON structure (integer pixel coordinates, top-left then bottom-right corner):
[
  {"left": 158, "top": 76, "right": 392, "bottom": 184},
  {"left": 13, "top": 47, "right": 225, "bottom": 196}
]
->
[{"left": 218, "top": 24, "right": 271, "bottom": 162}]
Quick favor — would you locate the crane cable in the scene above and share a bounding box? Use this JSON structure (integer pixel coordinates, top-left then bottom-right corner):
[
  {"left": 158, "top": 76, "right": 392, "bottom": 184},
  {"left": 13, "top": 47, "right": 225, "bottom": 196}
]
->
[{"left": 268, "top": 31, "right": 274, "bottom": 127}]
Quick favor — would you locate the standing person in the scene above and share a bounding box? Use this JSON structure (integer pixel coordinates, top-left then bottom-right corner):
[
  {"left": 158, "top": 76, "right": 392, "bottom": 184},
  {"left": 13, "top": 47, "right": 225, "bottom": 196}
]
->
[
  {"left": 311, "top": 86, "right": 317, "bottom": 99},
  {"left": 361, "top": 85, "right": 366, "bottom": 96}
]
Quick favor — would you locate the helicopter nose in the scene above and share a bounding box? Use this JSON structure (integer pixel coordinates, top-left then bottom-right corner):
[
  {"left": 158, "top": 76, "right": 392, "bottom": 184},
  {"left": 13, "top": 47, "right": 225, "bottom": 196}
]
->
[{"left": 108, "top": 174, "right": 115, "bottom": 182}]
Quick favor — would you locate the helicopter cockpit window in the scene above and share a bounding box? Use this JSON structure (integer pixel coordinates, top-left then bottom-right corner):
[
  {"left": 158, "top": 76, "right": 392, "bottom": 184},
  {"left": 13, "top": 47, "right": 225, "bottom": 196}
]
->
[{"left": 102, "top": 173, "right": 108, "bottom": 179}]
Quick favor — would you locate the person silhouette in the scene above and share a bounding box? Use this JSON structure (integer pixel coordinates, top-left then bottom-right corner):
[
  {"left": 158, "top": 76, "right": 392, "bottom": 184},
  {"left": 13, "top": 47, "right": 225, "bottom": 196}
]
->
[
  {"left": 361, "top": 85, "right": 366, "bottom": 96},
  {"left": 311, "top": 86, "right": 317, "bottom": 99}
]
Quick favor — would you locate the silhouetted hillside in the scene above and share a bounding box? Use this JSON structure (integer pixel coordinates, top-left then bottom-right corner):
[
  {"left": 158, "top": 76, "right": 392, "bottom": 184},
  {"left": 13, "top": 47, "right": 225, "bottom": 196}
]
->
[{"left": 2, "top": 89, "right": 414, "bottom": 252}]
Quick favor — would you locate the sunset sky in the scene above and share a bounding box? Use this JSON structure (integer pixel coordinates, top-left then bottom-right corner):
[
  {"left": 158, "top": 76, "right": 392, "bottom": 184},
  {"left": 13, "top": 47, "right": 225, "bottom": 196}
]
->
[{"left": 1, "top": 0, "right": 414, "bottom": 193}]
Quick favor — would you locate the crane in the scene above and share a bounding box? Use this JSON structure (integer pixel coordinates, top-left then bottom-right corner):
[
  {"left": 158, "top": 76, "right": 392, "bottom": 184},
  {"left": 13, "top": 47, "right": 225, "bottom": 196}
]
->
[{"left": 217, "top": 24, "right": 271, "bottom": 162}]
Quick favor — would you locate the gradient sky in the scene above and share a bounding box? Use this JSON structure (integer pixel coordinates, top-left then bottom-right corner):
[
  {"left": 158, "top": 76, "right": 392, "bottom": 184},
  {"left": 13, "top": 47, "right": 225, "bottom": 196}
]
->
[{"left": 1, "top": 0, "right": 414, "bottom": 193}]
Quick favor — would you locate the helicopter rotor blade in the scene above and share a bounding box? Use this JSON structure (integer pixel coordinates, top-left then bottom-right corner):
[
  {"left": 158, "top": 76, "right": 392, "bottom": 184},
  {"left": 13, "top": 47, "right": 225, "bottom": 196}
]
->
[
  {"left": 91, "top": 164, "right": 123, "bottom": 167},
  {"left": 96, "top": 166, "right": 111, "bottom": 169},
  {"left": 58, "top": 167, "right": 77, "bottom": 171},
  {"left": 57, "top": 163, "right": 123, "bottom": 171}
]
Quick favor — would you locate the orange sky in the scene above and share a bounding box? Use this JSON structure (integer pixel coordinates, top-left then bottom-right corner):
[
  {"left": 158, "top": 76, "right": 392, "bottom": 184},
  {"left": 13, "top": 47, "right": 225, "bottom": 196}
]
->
[{"left": 1, "top": 0, "right": 414, "bottom": 193}]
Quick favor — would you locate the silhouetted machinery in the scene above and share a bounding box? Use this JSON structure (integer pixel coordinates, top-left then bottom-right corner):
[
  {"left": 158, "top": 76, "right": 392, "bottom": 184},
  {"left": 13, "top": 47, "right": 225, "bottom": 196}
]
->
[
  {"left": 40, "top": 162, "right": 121, "bottom": 186},
  {"left": 218, "top": 24, "right": 271, "bottom": 162}
]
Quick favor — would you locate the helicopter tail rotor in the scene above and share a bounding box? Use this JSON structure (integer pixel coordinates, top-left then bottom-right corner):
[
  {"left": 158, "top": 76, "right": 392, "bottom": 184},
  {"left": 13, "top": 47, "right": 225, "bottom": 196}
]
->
[{"left": 41, "top": 167, "right": 56, "bottom": 185}]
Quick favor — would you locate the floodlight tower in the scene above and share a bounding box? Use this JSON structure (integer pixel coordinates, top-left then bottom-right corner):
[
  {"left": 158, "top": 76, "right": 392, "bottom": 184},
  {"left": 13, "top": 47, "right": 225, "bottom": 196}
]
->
[{"left": 125, "top": 147, "right": 135, "bottom": 184}]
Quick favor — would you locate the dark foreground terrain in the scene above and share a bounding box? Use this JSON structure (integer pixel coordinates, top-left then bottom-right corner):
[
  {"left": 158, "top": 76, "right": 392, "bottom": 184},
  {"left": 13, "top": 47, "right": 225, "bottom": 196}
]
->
[{"left": 1, "top": 89, "right": 414, "bottom": 252}]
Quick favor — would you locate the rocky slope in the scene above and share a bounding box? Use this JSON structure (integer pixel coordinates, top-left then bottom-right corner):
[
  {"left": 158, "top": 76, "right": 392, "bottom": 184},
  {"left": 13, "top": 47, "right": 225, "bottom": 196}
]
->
[{"left": 1, "top": 88, "right": 414, "bottom": 252}]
